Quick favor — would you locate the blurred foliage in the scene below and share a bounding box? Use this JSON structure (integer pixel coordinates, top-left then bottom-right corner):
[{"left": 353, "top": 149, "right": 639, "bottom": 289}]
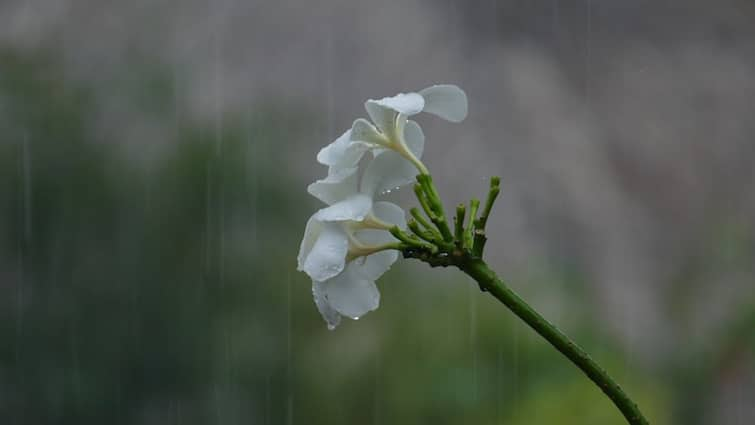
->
[{"left": 2, "top": 45, "right": 748, "bottom": 425}]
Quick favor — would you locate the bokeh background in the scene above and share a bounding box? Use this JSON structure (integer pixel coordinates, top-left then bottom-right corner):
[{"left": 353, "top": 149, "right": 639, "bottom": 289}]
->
[{"left": 1, "top": 1, "right": 754, "bottom": 424}]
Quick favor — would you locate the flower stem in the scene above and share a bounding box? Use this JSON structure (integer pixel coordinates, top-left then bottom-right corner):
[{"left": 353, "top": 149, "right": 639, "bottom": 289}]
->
[
  {"left": 478, "top": 176, "right": 500, "bottom": 229},
  {"left": 454, "top": 204, "right": 466, "bottom": 246},
  {"left": 389, "top": 226, "right": 437, "bottom": 253},
  {"left": 465, "top": 199, "right": 480, "bottom": 249},
  {"left": 459, "top": 258, "right": 650, "bottom": 425},
  {"left": 472, "top": 177, "right": 500, "bottom": 257},
  {"left": 416, "top": 174, "right": 454, "bottom": 242},
  {"left": 407, "top": 220, "right": 440, "bottom": 244}
]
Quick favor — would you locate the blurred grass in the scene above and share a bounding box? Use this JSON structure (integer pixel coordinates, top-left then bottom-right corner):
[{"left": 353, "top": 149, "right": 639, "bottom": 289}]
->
[{"left": 1, "top": 46, "right": 744, "bottom": 425}]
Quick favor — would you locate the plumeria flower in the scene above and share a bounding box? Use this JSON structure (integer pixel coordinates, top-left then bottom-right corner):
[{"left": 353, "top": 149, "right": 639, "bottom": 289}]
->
[
  {"left": 304, "top": 201, "right": 406, "bottom": 329},
  {"left": 353, "top": 84, "right": 467, "bottom": 174},
  {"left": 298, "top": 153, "right": 408, "bottom": 328},
  {"left": 296, "top": 192, "right": 405, "bottom": 283},
  {"left": 298, "top": 84, "right": 467, "bottom": 329},
  {"left": 317, "top": 84, "right": 467, "bottom": 177}
]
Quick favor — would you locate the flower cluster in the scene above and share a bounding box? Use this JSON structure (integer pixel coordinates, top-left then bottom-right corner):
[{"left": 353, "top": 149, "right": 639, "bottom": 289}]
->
[{"left": 297, "top": 85, "right": 468, "bottom": 329}]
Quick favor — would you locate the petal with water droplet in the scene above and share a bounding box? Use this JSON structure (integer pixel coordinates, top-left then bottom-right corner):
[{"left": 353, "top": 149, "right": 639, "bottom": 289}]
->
[
  {"left": 321, "top": 264, "right": 380, "bottom": 320},
  {"left": 297, "top": 215, "right": 323, "bottom": 272},
  {"left": 314, "top": 194, "right": 373, "bottom": 222},
  {"left": 312, "top": 280, "right": 342, "bottom": 330},
  {"left": 371, "top": 201, "right": 407, "bottom": 229},
  {"left": 301, "top": 222, "right": 348, "bottom": 282},
  {"left": 360, "top": 151, "right": 417, "bottom": 197}
]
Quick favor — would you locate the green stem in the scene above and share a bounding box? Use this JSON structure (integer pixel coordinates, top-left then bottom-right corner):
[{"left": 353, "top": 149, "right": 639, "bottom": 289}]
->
[
  {"left": 454, "top": 204, "right": 466, "bottom": 246},
  {"left": 390, "top": 226, "right": 437, "bottom": 253},
  {"left": 460, "top": 259, "right": 649, "bottom": 425},
  {"left": 413, "top": 185, "right": 437, "bottom": 221},
  {"left": 416, "top": 174, "right": 453, "bottom": 242},
  {"left": 407, "top": 220, "right": 440, "bottom": 244},
  {"left": 478, "top": 176, "right": 500, "bottom": 229},
  {"left": 410, "top": 207, "right": 442, "bottom": 241},
  {"left": 465, "top": 199, "right": 480, "bottom": 249}
]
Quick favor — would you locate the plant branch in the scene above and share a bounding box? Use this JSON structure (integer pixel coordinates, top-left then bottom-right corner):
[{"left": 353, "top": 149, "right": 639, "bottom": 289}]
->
[{"left": 459, "top": 258, "right": 650, "bottom": 425}]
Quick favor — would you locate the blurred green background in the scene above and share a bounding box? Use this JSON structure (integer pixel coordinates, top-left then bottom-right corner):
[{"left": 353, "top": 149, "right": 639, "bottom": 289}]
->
[{"left": 1, "top": 1, "right": 754, "bottom": 424}]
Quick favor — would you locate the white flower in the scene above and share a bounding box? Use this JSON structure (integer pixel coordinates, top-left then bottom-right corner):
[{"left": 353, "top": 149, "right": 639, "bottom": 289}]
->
[
  {"left": 314, "top": 124, "right": 424, "bottom": 199},
  {"left": 308, "top": 202, "right": 406, "bottom": 329},
  {"left": 298, "top": 153, "right": 408, "bottom": 328},
  {"left": 317, "top": 85, "right": 467, "bottom": 177},
  {"left": 297, "top": 195, "right": 402, "bottom": 280},
  {"left": 299, "top": 84, "right": 468, "bottom": 329},
  {"left": 352, "top": 84, "right": 467, "bottom": 173},
  {"left": 297, "top": 201, "right": 406, "bottom": 329}
]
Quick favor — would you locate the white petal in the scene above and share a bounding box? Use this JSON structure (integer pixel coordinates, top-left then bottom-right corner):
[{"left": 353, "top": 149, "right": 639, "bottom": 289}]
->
[
  {"left": 351, "top": 118, "right": 388, "bottom": 147},
  {"left": 368, "top": 92, "right": 425, "bottom": 115},
  {"left": 358, "top": 251, "right": 398, "bottom": 281},
  {"left": 365, "top": 92, "right": 423, "bottom": 135},
  {"left": 297, "top": 215, "right": 323, "bottom": 272},
  {"left": 317, "top": 129, "right": 351, "bottom": 166},
  {"left": 418, "top": 84, "right": 468, "bottom": 122},
  {"left": 317, "top": 129, "right": 369, "bottom": 171},
  {"left": 372, "top": 201, "right": 408, "bottom": 229},
  {"left": 307, "top": 167, "right": 359, "bottom": 205},
  {"left": 321, "top": 265, "right": 380, "bottom": 320},
  {"left": 403, "top": 120, "right": 425, "bottom": 158},
  {"left": 353, "top": 228, "right": 396, "bottom": 246},
  {"left": 351, "top": 228, "right": 399, "bottom": 281},
  {"left": 314, "top": 194, "right": 373, "bottom": 222},
  {"left": 360, "top": 150, "right": 417, "bottom": 197},
  {"left": 312, "top": 281, "right": 342, "bottom": 330},
  {"left": 364, "top": 101, "right": 395, "bottom": 136},
  {"left": 301, "top": 223, "right": 348, "bottom": 282}
]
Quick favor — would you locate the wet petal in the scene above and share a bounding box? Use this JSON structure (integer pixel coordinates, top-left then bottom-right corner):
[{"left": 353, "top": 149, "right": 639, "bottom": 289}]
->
[
  {"left": 321, "top": 265, "right": 380, "bottom": 320},
  {"left": 372, "top": 201, "right": 408, "bottom": 229},
  {"left": 351, "top": 118, "right": 388, "bottom": 147},
  {"left": 307, "top": 167, "right": 359, "bottom": 205},
  {"left": 353, "top": 228, "right": 395, "bottom": 246},
  {"left": 314, "top": 194, "right": 373, "bottom": 222},
  {"left": 358, "top": 250, "right": 398, "bottom": 281},
  {"left": 365, "top": 92, "right": 424, "bottom": 135},
  {"left": 312, "top": 281, "right": 342, "bottom": 330},
  {"left": 368, "top": 92, "right": 425, "bottom": 115},
  {"left": 317, "top": 129, "right": 350, "bottom": 166},
  {"left": 403, "top": 120, "right": 425, "bottom": 158},
  {"left": 419, "top": 84, "right": 468, "bottom": 122},
  {"left": 360, "top": 151, "right": 417, "bottom": 197},
  {"left": 317, "top": 129, "right": 368, "bottom": 170},
  {"left": 351, "top": 228, "right": 399, "bottom": 281},
  {"left": 301, "top": 222, "right": 348, "bottom": 282},
  {"left": 297, "top": 215, "right": 323, "bottom": 272}
]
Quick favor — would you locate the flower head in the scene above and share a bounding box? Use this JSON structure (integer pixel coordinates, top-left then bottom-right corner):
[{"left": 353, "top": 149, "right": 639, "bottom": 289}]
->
[
  {"left": 299, "top": 84, "right": 468, "bottom": 329},
  {"left": 318, "top": 85, "right": 467, "bottom": 176}
]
